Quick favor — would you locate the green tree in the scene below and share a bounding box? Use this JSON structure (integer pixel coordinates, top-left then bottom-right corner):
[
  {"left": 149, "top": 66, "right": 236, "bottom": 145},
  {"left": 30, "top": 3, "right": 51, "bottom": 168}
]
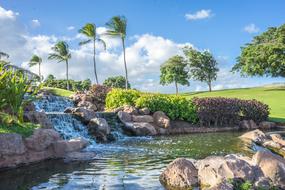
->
[
  {"left": 105, "top": 16, "right": 129, "bottom": 89},
  {"left": 160, "top": 55, "right": 189, "bottom": 95},
  {"left": 29, "top": 55, "right": 42, "bottom": 82},
  {"left": 48, "top": 41, "right": 71, "bottom": 90},
  {"left": 232, "top": 24, "right": 285, "bottom": 78},
  {"left": 79, "top": 23, "right": 106, "bottom": 84},
  {"left": 183, "top": 47, "right": 219, "bottom": 92},
  {"left": 0, "top": 51, "right": 9, "bottom": 66},
  {"left": 103, "top": 75, "right": 131, "bottom": 88},
  {"left": 81, "top": 79, "right": 92, "bottom": 91}
]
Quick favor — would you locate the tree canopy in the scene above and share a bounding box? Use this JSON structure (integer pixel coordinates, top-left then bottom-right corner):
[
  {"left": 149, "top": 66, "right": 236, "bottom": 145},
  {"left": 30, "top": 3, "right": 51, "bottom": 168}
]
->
[
  {"left": 183, "top": 47, "right": 219, "bottom": 92},
  {"left": 232, "top": 24, "right": 285, "bottom": 78},
  {"left": 103, "top": 75, "right": 131, "bottom": 89},
  {"left": 160, "top": 55, "right": 189, "bottom": 95}
]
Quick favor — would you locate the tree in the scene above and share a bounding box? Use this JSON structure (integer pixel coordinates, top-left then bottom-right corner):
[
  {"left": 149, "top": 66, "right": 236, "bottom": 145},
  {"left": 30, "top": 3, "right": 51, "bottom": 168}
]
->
[
  {"left": 103, "top": 75, "right": 131, "bottom": 89},
  {"left": 160, "top": 55, "right": 189, "bottom": 95},
  {"left": 48, "top": 41, "right": 71, "bottom": 90},
  {"left": 105, "top": 16, "right": 129, "bottom": 89},
  {"left": 79, "top": 23, "right": 106, "bottom": 84},
  {"left": 0, "top": 51, "right": 9, "bottom": 66},
  {"left": 29, "top": 55, "right": 42, "bottom": 82},
  {"left": 183, "top": 47, "right": 219, "bottom": 92},
  {"left": 232, "top": 24, "right": 285, "bottom": 78},
  {"left": 81, "top": 79, "right": 92, "bottom": 91}
]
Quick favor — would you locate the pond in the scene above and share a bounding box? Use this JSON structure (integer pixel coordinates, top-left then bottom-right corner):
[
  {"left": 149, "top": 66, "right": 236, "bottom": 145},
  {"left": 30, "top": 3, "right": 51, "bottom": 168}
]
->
[{"left": 0, "top": 131, "right": 252, "bottom": 190}]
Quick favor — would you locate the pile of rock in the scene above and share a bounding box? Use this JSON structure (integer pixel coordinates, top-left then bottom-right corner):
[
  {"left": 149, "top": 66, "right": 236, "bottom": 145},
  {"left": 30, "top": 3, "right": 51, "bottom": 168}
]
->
[
  {"left": 240, "top": 129, "right": 285, "bottom": 157},
  {"left": 0, "top": 129, "right": 94, "bottom": 169},
  {"left": 160, "top": 150, "right": 285, "bottom": 190},
  {"left": 116, "top": 106, "right": 171, "bottom": 136}
]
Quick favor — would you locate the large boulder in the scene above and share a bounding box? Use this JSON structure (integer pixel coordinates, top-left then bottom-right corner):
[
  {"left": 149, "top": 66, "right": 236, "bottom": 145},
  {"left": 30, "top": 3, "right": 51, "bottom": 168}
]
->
[
  {"left": 77, "top": 101, "right": 97, "bottom": 111},
  {"left": 23, "top": 111, "right": 53, "bottom": 128},
  {"left": 239, "top": 129, "right": 267, "bottom": 144},
  {"left": 24, "top": 129, "right": 61, "bottom": 151},
  {"left": 132, "top": 115, "right": 154, "bottom": 123},
  {"left": 138, "top": 107, "right": 150, "bottom": 115},
  {"left": 205, "top": 181, "right": 234, "bottom": 190},
  {"left": 252, "top": 151, "right": 285, "bottom": 188},
  {"left": 69, "top": 107, "right": 97, "bottom": 123},
  {"left": 123, "top": 122, "right": 157, "bottom": 136},
  {"left": 270, "top": 134, "right": 285, "bottom": 146},
  {"left": 239, "top": 120, "right": 258, "bottom": 130},
  {"left": 53, "top": 138, "right": 89, "bottom": 157},
  {"left": 88, "top": 118, "right": 110, "bottom": 142},
  {"left": 118, "top": 111, "right": 132, "bottom": 123},
  {"left": 153, "top": 111, "right": 171, "bottom": 128},
  {"left": 159, "top": 158, "right": 198, "bottom": 189},
  {"left": 259, "top": 121, "right": 276, "bottom": 129},
  {"left": 0, "top": 133, "right": 26, "bottom": 156},
  {"left": 122, "top": 105, "right": 138, "bottom": 115}
]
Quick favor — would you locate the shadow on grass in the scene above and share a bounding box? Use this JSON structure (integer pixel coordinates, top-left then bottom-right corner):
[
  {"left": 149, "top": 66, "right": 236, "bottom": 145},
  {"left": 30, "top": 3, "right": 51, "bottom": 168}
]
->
[{"left": 269, "top": 117, "right": 285, "bottom": 124}]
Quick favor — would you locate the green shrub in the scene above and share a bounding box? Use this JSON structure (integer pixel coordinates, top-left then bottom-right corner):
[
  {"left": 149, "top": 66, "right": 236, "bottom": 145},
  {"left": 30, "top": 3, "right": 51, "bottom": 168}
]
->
[
  {"left": 135, "top": 94, "right": 198, "bottom": 123},
  {"left": 105, "top": 88, "right": 140, "bottom": 109}
]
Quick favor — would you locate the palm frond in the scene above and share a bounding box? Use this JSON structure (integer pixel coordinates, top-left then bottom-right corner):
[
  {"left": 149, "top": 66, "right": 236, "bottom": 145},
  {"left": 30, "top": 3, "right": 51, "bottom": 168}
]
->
[
  {"left": 29, "top": 55, "right": 42, "bottom": 67},
  {"left": 79, "top": 39, "right": 92, "bottom": 46},
  {"left": 105, "top": 16, "right": 127, "bottom": 38},
  {"left": 97, "top": 38, "right": 107, "bottom": 50}
]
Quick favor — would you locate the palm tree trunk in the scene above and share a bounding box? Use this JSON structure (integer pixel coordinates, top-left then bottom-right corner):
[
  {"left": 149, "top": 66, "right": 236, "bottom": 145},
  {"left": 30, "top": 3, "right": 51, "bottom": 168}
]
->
[
  {"left": 93, "top": 38, "right": 99, "bottom": 84},
  {"left": 66, "top": 60, "right": 69, "bottom": 90},
  {"left": 38, "top": 63, "right": 41, "bottom": 83},
  {"left": 175, "top": 81, "right": 178, "bottom": 95},
  {"left": 122, "top": 38, "right": 128, "bottom": 89}
]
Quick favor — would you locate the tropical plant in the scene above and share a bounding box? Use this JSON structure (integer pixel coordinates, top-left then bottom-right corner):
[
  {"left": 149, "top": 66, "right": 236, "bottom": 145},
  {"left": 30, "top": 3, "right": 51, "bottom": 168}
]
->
[
  {"left": 105, "top": 88, "right": 140, "bottom": 109},
  {"left": 183, "top": 47, "right": 219, "bottom": 92},
  {"left": 160, "top": 55, "right": 189, "bottom": 95},
  {"left": 232, "top": 23, "right": 285, "bottom": 79},
  {"left": 103, "top": 75, "right": 131, "bottom": 89},
  {"left": 48, "top": 41, "right": 71, "bottom": 90},
  {"left": 29, "top": 54, "right": 42, "bottom": 82},
  {"left": 79, "top": 23, "right": 106, "bottom": 84},
  {"left": 105, "top": 16, "right": 129, "bottom": 89}
]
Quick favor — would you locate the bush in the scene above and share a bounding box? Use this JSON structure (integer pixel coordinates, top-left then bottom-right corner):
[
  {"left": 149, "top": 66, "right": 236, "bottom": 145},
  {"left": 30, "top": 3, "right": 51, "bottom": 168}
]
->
[
  {"left": 193, "top": 97, "right": 269, "bottom": 127},
  {"left": 135, "top": 94, "right": 198, "bottom": 122},
  {"left": 103, "top": 76, "right": 131, "bottom": 89},
  {"left": 105, "top": 88, "right": 140, "bottom": 109}
]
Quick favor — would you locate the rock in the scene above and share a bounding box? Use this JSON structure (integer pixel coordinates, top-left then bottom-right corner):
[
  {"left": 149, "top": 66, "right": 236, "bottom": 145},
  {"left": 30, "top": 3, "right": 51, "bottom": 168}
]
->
[
  {"left": 270, "top": 134, "right": 285, "bottom": 146},
  {"left": 23, "top": 111, "right": 53, "bottom": 128},
  {"left": 159, "top": 158, "right": 198, "bottom": 189},
  {"left": 118, "top": 111, "right": 132, "bottom": 123},
  {"left": 24, "top": 102, "right": 36, "bottom": 112},
  {"left": 139, "top": 107, "right": 150, "bottom": 115},
  {"left": 77, "top": 101, "right": 97, "bottom": 111},
  {"left": 88, "top": 118, "right": 110, "bottom": 142},
  {"left": 53, "top": 138, "right": 89, "bottom": 157},
  {"left": 122, "top": 105, "right": 138, "bottom": 115},
  {"left": 153, "top": 111, "right": 171, "bottom": 128},
  {"left": 254, "top": 177, "right": 271, "bottom": 189},
  {"left": 263, "top": 140, "right": 282, "bottom": 150},
  {"left": 197, "top": 154, "right": 263, "bottom": 188},
  {"left": 253, "top": 150, "right": 285, "bottom": 188},
  {"left": 64, "top": 151, "right": 96, "bottom": 162},
  {"left": 240, "top": 129, "right": 267, "bottom": 144},
  {"left": 133, "top": 122, "right": 157, "bottom": 136},
  {"left": 239, "top": 120, "right": 258, "bottom": 130},
  {"left": 205, "top": 181, "right": 234, "bottom": 190},
  {"left": 64, "top": 107, "right": 73, "bottom": 113},
  {"left": 25, "top": 129, "right": 61, "bottom": 151},
  {"left": 70, "top": 107, "right": 97, "bottom": 123},
  {"left": 113, "top": 106, "right": 124, "bottom": 113},
  {"left": 132, "top": 115, "right": 154, "bottom": 123},
  {"left": 259, "top": 121, "right": 276, "bottom": 129},
  {"left": 0, "top": 134, "right": 26, "bottom": 156}
]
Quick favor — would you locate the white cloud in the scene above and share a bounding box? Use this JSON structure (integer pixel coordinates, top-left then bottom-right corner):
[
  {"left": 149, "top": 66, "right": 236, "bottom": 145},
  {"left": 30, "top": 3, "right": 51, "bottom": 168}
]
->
[
  {"left": 244, "top": 23, "right": 259, "bottom": 34},
  {"left": 31, "top": 19, "right": 40, "bottom": 27},
  {"left": 185, "top": 9, "right": 213, "bottom": 21},
  {"left": 67, "top": 26, "right": 75, "bottom": 31},
  {"left": 0, "top": 6, "right": 18, "bottom": 20}
]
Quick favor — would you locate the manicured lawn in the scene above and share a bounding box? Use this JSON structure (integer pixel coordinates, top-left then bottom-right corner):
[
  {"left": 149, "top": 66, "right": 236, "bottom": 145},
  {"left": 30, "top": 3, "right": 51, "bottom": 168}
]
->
[
  {"left": 181, "top": 86, "right": 285, "bottom": 123},
  {"left": 43, "top": 87, "right": 75, "bottom": 97}
]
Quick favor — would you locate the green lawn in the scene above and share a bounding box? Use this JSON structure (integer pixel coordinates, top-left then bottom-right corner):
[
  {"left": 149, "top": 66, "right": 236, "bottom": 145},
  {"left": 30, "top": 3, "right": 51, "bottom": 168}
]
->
[
  {"left": 181, "top": 86, "right": 285, "bottom": 123},
  {"left": 42, "top": 87, "right": 75, "bottom": 97}
]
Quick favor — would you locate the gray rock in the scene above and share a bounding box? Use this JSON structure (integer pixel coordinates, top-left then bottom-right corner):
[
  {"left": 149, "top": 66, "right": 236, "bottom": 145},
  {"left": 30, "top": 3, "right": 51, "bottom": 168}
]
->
[
  {"left": 139, "top": 107, "right": 150, "bottom": 115},
  {"left": 259, "top": 121, "right": 276, "bottom": 129},
  {"left": 133, "top": 122, "right": 157, "bottom": 136},
  {"left": 118, "top": 111, "right": 132, "bottom": 123},
  {"left": 132, "top": 115, "right": 154, "bottom": 123},
  {"left": 0, "top": 133, "right": 26, "bottom": 156},
  {"left": 153, "top": 111, "right": 170, "bottom": 128},
  {"left": 239, "top": 120, "right": 258, "bottom": 130},
  {"left": 239, "top": 129, "right": 267, "bottom": 144},
  {"left": 23, "top": 111, "right": 53, "bottom": 128},
  {"left": 53, "top": 138, "right": 89, "bottom": 157}
]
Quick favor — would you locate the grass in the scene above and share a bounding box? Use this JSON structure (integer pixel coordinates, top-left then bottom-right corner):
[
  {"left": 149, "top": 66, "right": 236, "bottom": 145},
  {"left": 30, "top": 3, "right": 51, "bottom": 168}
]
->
[
  {"left": 181, "top": 86, "right": 285, "bottom": 123},
  {"left": 42, "top": 87, "right": 75, "bottom": 97}
]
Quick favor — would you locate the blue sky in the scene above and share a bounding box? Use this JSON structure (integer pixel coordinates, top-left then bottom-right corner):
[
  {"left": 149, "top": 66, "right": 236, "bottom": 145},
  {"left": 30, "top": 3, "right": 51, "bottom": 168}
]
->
[{"left": 0, "top": 0, "right": 284, "bottom": 93}]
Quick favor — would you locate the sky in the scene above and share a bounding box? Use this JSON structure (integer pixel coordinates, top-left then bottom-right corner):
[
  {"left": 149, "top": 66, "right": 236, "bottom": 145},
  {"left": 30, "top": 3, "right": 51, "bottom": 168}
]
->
[{"left": 0, "top": 0, "right": 284, "bottom": 93}]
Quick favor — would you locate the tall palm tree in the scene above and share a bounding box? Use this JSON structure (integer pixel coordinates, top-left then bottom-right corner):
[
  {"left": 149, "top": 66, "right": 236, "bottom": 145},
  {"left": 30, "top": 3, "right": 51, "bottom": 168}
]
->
[
  {"left": 105, "top": 16, "right": 129, "bottom": 89},
  {"left": 29, "top": 55, "right": 42, "bottom": 82},
  {"left": 48, "top": 41, "right": 71, "bottom": 90},
  {"left": 79, "top": 23, "right": 106, "bottom": 84}
]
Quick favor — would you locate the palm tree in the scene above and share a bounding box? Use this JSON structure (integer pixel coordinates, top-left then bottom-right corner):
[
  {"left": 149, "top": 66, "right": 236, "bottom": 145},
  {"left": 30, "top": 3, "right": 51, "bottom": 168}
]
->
[
  {"left": 29, "top": 55, "right": 42, "bottom": 82},
  {"left": 79, "top": 23, "right": 106, "bottom": 84},
  {"left": 48, "top": 41, "right": 71, "bottom": 90},
  {"left": 105, "top": 16, "right": 129, "bottom": 89}
]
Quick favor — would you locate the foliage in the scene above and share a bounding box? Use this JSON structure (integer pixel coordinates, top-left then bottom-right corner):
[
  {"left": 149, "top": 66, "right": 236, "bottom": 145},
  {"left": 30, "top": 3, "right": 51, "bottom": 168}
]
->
[
  {"left": 103, "top": 75, "right": 131, "bottom": 89},
  {"left": 48, "top": 41, "right": 71, "bottom": 90},
  {"left": 105, "top": 16, "right": 129, "bottom": 89},
  {"left": 44, "top": 75, "right": 91, "bottom": 91},
  {"left": 232, "top": 23, "right": 285, "bottom": 78},
  {"left": 135, "top": 94, "right": 198, "bottom": 122},
  {"left": 0, "top": 51, "right": 9, "bottom": 66},
  {"left": 79, "top": 23, "right": 106, "bottom": 84},
  {"left": 29, "top": 54, "right": 42, "bottom": 80},
  {"left": 160, "top": 55, "right": 189, "bottom": 94},
  {"left": 89, "top": 84, "right": 111, "bottom": 105},
  {"left": 183, "top": 46, "right": 219, "bottom": 92},
  {"left": 105, "top": 88, "right": 140, "bottom": 109},
  {"left": 192, "top": 97, "right": 269, "bottom": 127}
]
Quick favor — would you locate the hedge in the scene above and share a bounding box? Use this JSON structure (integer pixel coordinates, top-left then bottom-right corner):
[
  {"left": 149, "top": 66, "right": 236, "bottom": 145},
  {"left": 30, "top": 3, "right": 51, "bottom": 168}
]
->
[{"left": 105, "top": 89, "right": 140, "bottom": 109}]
